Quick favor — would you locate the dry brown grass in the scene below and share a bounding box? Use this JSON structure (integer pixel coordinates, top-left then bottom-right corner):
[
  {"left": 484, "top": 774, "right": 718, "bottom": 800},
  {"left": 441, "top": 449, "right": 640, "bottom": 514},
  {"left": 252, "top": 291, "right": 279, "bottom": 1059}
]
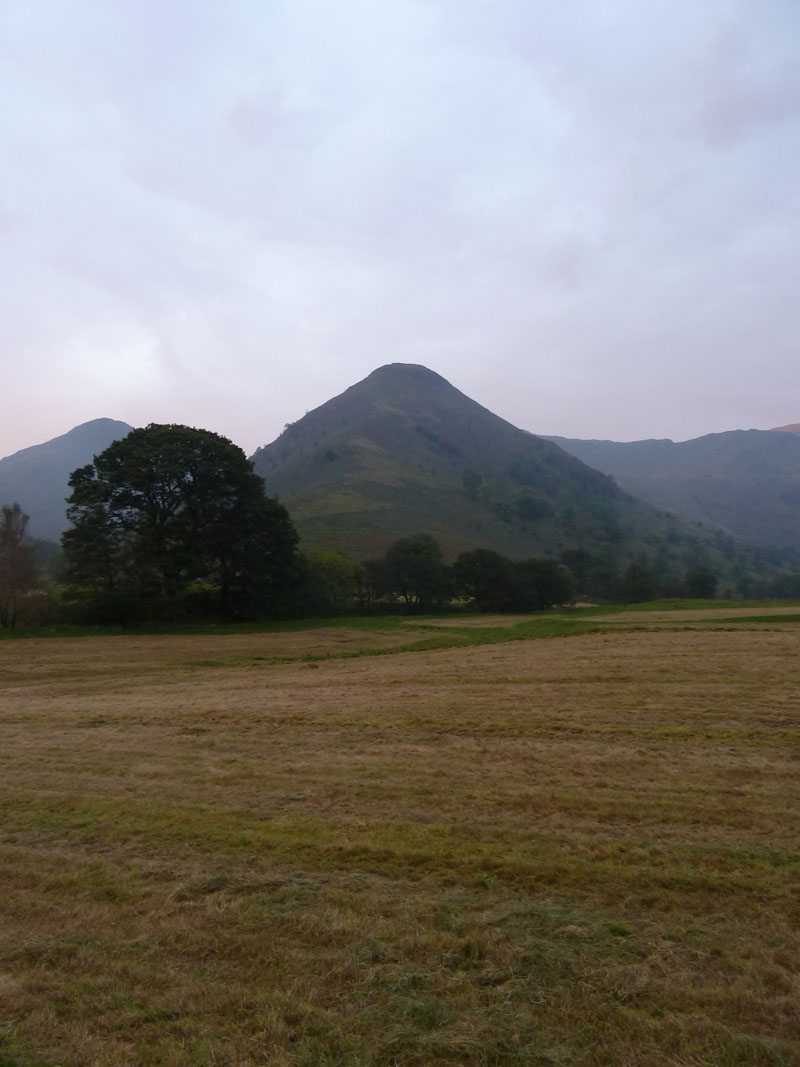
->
[
  {"left": 408, "top": 615, "right": 533, "bottom": 628},
  {"left": 584, "top": 605, "right": 800, "bottom": 622},
  {"left": 1, "top": 621, "right": 799, "bottom": 1065}
]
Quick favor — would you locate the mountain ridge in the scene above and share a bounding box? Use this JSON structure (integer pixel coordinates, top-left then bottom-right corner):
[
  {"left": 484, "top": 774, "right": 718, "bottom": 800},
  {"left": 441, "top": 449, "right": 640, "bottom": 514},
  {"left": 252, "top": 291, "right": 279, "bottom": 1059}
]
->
[
  {"left": 0, "top": 418, "right": 133, "bottom": 541},
  {"left": 252, "top": 363, "right": 627, "bottom": 559},
  {"left": 3, "top": 372, "right": 797, "bottom": 597},
  {"left": 249, "top": 364, "right": 791, "bottom": 596},
  {"left": 544, "top": 429, "right": 800, "bottom": 549}
]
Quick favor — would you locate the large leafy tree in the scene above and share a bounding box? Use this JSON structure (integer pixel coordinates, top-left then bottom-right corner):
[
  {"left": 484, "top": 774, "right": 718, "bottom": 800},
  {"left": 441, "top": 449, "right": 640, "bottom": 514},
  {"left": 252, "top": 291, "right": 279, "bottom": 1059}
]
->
[
  {"left": 300, "top": 550, "right": 356, "bottom": 616},
  {"left": 511, "top": 558, "right": 574, "bottom": 610},
  {"left": 0, "top": 503, "right": 40, "bottom": 628},
  {"left": 382, "top": 534, "right": 450, "bottom": 611},
  {"left": 453, "top": 549, "right": 514, "bottom": 612},
  {"left": 62, "top": 425, "right": 299, "bottom": 620}
]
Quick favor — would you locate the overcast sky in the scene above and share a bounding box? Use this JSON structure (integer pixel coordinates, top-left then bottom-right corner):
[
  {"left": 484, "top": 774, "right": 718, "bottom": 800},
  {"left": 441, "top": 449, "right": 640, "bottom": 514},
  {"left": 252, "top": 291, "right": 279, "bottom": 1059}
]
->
[{"left": 1, "top": 0, "right": 798, "bottom": 460}]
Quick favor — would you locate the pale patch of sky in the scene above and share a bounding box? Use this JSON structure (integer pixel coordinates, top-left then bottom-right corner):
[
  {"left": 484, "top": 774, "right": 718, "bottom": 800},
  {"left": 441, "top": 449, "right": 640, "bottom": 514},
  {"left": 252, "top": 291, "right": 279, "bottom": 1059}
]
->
[{"left": 1, "top": 0, "right": 798, "bottom": 456}]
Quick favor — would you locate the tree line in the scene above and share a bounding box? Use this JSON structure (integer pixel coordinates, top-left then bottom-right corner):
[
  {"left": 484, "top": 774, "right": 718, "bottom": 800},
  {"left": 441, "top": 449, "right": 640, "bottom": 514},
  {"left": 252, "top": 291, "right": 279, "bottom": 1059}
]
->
[
  {"left": 348, "top": 538, "right": 574, "bottom": 615},
  {"left": 1, "top": 423, "right": 798, "bottom": 628}
]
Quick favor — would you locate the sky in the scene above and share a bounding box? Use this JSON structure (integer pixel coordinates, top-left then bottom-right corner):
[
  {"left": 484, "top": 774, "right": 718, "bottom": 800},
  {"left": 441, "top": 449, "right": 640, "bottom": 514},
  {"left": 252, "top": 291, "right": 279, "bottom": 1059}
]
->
[{"left": 1, "top": 0, "right": 799, "bottom": 460}]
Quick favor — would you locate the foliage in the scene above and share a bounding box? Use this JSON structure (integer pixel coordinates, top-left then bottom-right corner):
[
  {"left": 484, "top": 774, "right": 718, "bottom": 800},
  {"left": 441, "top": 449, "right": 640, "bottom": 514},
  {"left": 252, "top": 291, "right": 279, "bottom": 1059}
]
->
[
  {"left": 454, "top": 550, "right": 573, "bottom": 611},
  {"left": 560, "top": 548, "right": 592, "bottom": 590},
  {"left": 511, "top": 558, "right": 574, "bottom": 609},
  {"left": 382, "top": 535, "right": 450, "bottom": 611},
  {"left": 62, "top": 425, "right": 299, "bottom": 622},
  {"left": 300, "top": 550, "right": 356, "bottom": 616},
  {"left": 617, "top": 561, "right": 657, "bottom": 603},
  {"left": 355, "top": 557, "right": 386, "bottom": 613},
  {"left": 685, "top": 566, "right": 718, "bottom": 598},
  {"left": 453, "top": 549, "right": 515, "bottom": 612},
  {"left": 0, "top": 503, "right": 40, "bottom": 628},
  {"left": 768, "top": 572, "right": 800, "bottom": 598}
]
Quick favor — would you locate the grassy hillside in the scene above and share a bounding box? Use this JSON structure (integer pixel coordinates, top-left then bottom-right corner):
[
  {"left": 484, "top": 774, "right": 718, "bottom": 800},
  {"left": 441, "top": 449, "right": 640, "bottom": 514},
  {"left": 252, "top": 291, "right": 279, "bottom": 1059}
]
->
[
  {"left": 545, "top": 429, "right": 800, "bottom": 550},
  {"left": 251, "top": 365, "right": 790, "bottom": 592},
  {"left": 0, "top": 418, "right": 133, "bottom": 541}
]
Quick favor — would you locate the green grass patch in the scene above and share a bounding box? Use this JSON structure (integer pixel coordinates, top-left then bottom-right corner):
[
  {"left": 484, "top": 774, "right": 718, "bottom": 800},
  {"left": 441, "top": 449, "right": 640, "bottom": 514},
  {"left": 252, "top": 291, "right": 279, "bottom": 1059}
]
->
[{"left": 5, "top": 597, "right": 800, "bottom": 642}]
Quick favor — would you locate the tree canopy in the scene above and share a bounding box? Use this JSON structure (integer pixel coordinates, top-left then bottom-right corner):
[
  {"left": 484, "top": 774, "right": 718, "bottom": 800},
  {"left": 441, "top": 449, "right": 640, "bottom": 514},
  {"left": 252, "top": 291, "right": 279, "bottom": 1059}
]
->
[
  {"left": 0, "top": 503, "right": 39, "bottom": 627},
  {"left": 62, "top": 425, "right": 299, "bottom": 620},
  {"left": 382, "top": 535, "right": 450, "bottom": 611},
  {"left": 300, "top": 550, "right": 356, "bottom": 616},
  {"left": 454, "top": 549, "right": 573, "bottom": 611},
  {"left": 452, "top": 549, "right": 514, "bottom": 612}
]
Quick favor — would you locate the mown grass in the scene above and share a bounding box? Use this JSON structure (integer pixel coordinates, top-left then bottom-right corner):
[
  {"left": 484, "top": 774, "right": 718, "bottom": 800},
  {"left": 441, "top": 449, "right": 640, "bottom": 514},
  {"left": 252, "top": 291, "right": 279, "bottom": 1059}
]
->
[
  {"left": 567, "top": 597, "right": 800, "bottom": 615},
  {"left": 1, "top": 607, "right": 799, "bottom": 1065},
  {"left": 0, "top": 609, "right": 610, "bottom": 662}
]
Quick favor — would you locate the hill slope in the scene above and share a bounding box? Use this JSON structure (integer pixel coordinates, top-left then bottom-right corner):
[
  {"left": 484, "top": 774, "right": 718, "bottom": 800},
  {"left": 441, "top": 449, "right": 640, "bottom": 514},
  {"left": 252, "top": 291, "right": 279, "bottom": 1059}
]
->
[
  {"left": 251, "top": 365, "right": 781, "bottom": 591},
  {"left": 544, "top": 430, "right": 800, "bottom": 550},
  {"left": 0, "top": 419, "right": 133, "bottom": 540}
]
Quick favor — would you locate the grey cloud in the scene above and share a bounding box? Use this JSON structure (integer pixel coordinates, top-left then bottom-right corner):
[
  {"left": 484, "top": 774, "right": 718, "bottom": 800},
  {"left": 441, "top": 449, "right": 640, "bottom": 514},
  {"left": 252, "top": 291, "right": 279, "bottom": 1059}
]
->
[{"left": 0, "top": 0, "right": 798, "bottom": 458}]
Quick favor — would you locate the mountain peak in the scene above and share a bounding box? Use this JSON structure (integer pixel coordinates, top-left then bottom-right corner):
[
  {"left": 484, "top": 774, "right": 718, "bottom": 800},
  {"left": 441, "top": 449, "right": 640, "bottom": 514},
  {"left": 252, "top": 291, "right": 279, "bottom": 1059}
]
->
[
  {"left": 1, "top": 418, "right": 132, "bottom": 464},
  {"left": 0, "top": 418, "right": 133, "bottom": 540},
  {"left": 70, "top": 418, "right": 133, "bottom": 434},
  {"left": 365, "top": 363, "right": 453, "bottom": 389},
  {"left": 251, "top": 364, "right": 663, "bottom": 561}
]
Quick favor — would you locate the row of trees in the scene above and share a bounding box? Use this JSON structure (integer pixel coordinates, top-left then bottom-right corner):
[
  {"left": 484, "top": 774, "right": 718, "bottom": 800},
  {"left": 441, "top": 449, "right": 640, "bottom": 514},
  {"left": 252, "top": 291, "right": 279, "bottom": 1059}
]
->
[
  {"left": 353, "top": 537, "right": 574, "bottom": 614},
  {"left": 353, "top": 541, "right": 723, "bottom": 613},
  {"left": 1, "top": 422, "right": 797, "bottom": 627}
]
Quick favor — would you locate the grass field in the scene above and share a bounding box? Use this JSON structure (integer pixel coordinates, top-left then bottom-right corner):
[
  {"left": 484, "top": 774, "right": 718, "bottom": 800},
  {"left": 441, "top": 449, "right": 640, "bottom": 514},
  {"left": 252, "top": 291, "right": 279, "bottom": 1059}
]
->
[{"left": 1, "top": 605, "right": 799, "bottom": 1065}]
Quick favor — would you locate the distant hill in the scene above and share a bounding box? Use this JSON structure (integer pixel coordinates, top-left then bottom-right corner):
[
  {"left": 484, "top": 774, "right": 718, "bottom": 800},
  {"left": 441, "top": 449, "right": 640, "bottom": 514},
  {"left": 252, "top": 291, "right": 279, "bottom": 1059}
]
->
[
  {"left": 251, "top": 364, "right": 785, "bottom": 592},
  {"left": 544, "top": 430, "right": 800, "bottom": 550},
  {"left": 771, "top": 423, "right": 800, "bottom": 434},
  {"left": 0, "top": 419, "right": 133, "bottom": 541}
]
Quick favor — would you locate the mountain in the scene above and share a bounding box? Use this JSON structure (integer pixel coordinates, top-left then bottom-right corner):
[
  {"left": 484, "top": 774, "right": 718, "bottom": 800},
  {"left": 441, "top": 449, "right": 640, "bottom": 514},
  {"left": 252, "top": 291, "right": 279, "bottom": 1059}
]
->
[
  {"left": 0, "top": 419, "right": 133, "bottom": 541},
  {"left": 251, "top": 364, "right": 784, "bottom": 591},
  {"left": 543, "top": 430, "right": 800, "bottom": 550},
  {"left": 771, "top": 424, "right": 800, "bottom": 434}
]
